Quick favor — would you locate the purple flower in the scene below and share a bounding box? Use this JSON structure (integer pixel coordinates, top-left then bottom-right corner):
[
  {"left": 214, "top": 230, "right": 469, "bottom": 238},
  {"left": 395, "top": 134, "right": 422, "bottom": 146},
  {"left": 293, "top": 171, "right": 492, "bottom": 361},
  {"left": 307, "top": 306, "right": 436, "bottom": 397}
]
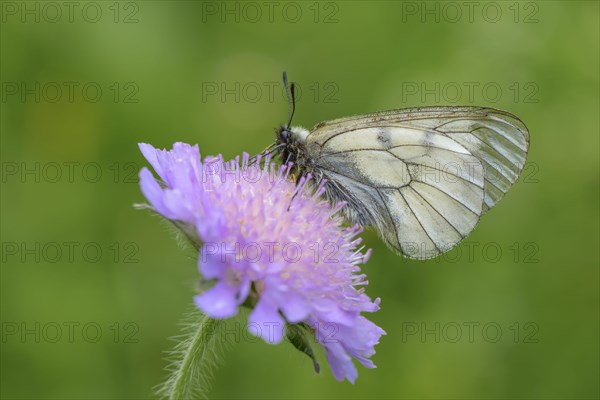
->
[{"left": 138, "top": 142, "right": 385, "bottom": 383}]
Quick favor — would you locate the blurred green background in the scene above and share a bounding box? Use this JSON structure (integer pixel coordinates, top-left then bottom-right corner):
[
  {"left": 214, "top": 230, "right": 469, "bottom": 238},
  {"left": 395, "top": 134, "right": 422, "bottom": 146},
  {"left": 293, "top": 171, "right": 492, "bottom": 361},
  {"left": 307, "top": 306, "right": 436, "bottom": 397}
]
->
[{"left": 1, "top": 1, "right": 598, "bottom": 399}]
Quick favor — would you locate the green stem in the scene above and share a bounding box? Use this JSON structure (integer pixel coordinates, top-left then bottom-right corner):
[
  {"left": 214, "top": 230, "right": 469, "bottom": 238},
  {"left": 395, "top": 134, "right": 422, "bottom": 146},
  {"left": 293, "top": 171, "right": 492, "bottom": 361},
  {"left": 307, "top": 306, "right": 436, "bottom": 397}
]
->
[{"left": 159, "top": 311, "right": 223, "bottom": 400}]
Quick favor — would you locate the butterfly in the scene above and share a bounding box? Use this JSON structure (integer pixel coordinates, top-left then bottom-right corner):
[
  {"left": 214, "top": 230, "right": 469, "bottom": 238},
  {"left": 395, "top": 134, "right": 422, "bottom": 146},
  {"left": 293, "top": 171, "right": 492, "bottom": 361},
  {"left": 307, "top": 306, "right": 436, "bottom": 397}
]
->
[{"left": 268, "top": 73, "right": 529, "bottom": 260}]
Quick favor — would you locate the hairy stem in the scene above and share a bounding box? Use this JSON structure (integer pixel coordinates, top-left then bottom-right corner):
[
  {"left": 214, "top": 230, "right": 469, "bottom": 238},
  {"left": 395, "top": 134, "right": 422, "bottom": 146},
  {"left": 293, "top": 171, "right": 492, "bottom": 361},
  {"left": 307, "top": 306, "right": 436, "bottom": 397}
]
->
[{"left": 158, "top": 310, "right": 224, "bottom": 400}]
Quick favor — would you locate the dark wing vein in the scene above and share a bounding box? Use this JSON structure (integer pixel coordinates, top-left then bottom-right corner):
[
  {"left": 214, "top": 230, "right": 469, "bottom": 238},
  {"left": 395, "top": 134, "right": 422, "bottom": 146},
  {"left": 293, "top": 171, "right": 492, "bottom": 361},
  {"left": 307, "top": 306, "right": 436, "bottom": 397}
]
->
[
  {"left": 406, "top": 186, "right": 463, "bottom": 238},
  {"left": 322, "top": 144, "right": 469, "bottom": 158},
  {"left": 319, "top": 166, "right": 407, "bottom": 190},
  {"left": 411, "top": 179, "right": 482, "bottom": 214},
  {"left": 374, "top": 188, "right": 400, "bottom": 248},
  {"left": 397, "top": 188, "right": 440, "bottom": 252}
]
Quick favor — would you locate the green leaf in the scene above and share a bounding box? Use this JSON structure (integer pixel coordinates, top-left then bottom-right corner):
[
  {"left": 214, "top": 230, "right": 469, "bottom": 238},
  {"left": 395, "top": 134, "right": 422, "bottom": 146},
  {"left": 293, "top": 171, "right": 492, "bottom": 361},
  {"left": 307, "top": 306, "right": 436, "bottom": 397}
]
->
[{"left": 286, "top": 323, "right": 320, "bottom": 374}]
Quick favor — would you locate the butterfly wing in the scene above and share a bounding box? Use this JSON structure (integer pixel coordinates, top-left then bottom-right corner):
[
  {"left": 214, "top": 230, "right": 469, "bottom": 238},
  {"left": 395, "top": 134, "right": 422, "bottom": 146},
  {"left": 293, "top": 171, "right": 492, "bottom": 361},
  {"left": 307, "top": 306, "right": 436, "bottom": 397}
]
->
[{"left": 307, "top": 106, "right": 529, "bottom": 259}]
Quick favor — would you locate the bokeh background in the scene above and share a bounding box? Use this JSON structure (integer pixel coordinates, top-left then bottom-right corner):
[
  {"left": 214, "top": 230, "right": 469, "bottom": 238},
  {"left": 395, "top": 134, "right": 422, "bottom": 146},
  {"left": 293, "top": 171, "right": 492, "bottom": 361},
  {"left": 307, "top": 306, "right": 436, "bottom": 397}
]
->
[{"left": 1, "top": 1, "right": 598, "bottom": 399}]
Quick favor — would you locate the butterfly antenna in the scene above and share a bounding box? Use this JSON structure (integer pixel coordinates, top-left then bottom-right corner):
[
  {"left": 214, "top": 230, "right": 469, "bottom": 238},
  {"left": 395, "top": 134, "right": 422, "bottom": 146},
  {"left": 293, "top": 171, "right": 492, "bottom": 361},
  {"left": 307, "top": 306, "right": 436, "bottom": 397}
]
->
[{"left": 283, "top": 71, "right": 296, "bottom": 129}]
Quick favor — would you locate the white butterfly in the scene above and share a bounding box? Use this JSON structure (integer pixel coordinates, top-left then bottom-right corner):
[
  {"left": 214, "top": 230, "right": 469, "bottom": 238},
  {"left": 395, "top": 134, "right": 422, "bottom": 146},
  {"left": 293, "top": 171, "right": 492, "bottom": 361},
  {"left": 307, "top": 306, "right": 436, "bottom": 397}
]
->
[{"left": 273, "top": 75, "right": 529, "bottom": 260}]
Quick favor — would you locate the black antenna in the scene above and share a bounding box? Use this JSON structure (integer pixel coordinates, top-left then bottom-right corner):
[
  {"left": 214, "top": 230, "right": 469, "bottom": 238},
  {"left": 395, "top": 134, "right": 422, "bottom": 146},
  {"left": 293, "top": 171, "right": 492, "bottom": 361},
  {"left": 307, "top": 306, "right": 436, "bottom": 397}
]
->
[{"left": 283, "top": 71, "right": 296, "bottom": 129}]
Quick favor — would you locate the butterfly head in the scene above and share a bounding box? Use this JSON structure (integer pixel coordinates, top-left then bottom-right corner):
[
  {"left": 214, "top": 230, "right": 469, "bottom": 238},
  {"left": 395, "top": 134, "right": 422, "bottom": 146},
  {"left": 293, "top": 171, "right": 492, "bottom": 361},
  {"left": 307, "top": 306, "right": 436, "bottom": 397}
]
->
[
  {"left": 275, "top": 124, "right": 309, "bottom": 167},
  {"left": 276, "top": 124, "right": 308, "bottom": 144},
  {"left": 276, "top": 124, "right": 291, "bottom": 144}
]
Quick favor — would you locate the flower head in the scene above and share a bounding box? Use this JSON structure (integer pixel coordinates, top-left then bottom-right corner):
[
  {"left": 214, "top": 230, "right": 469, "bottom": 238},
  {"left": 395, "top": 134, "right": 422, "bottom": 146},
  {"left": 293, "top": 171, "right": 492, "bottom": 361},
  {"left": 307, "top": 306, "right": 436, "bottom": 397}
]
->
[{"left": 139, "top": 142, "right": 385, "bottom": 383}]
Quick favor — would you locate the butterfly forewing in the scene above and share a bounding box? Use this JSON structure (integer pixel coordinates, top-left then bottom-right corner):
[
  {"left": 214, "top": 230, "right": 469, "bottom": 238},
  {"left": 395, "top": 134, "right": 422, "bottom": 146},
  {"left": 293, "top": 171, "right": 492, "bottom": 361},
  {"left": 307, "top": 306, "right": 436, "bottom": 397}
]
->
[{"left": 307, "top": 106, "right": 529, "bottom": 259}]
